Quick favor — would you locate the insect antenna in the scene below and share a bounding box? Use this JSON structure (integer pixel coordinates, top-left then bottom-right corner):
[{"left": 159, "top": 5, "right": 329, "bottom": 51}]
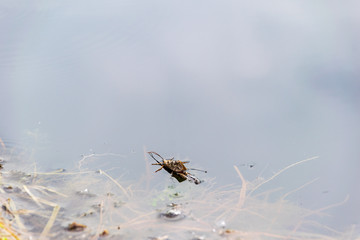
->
[
  {"left": 187, "top": 168, "right": 207, "bottom": 173},
  {"left": 147, "top": 151, "right": 165, "bottom": 164}
]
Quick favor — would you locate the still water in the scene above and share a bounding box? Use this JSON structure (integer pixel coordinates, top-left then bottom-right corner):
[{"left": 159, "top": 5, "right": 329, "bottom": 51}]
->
[{"left": 1, "top": 1, "right": 359, "bottom": 238}]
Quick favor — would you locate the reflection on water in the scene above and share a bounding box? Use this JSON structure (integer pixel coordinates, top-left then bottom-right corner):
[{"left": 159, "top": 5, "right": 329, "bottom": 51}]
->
[{"left": 1, "top": 143, "right": 358, "bottom": 239}]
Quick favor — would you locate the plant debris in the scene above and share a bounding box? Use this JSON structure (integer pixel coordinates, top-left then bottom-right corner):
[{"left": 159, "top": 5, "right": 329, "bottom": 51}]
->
[
  {"left": 99, "top": 229, "right": 109, "bottom": 236},
  {"left": 67, "top": 222, "right": 87, "bottom": 232},
  {"left": 0, "top": 143, "right": 353, "bottom": 240}
]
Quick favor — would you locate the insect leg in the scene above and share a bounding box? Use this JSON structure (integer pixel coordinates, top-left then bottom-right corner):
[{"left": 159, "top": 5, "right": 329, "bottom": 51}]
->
[{"left": 155, "top": 166, "right": 164, "bottom": 172}]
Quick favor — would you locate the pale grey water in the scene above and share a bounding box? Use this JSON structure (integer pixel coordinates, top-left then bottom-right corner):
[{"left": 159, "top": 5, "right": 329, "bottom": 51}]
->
[{"left": 1, "top": 0, "right": 359, "bottom": 233}]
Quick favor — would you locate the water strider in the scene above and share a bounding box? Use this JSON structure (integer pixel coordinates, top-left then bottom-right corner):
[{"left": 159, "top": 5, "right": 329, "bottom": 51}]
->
[{"left": 147, "top": 151, "right": 207, "bottom": 184}]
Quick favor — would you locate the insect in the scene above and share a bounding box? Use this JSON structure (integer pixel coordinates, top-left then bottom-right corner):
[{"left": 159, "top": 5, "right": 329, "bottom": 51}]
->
[{"left": 148, "top": 151, "right": 207, "bottom": 184}]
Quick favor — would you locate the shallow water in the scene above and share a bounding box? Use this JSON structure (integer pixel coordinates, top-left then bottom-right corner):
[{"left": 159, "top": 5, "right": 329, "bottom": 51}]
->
[{"left": 1, "top": 145, "right": 358, "bottom": 239}]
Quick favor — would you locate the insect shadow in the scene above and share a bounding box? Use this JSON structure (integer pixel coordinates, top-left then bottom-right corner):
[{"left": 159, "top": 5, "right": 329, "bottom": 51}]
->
[{"left": 147, "top": 152, "right": 207, "bottom": 185}]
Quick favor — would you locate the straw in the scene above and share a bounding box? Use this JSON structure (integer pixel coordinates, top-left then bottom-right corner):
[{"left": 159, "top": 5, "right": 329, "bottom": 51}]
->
[{"left": 39, "top": 205, "right": 60, "bottom": 240}]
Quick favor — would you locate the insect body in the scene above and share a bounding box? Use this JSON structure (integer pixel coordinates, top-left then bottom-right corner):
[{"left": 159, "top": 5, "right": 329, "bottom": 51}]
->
[{"left": 148, "top": 151, "right": 206, "bottom": 184}]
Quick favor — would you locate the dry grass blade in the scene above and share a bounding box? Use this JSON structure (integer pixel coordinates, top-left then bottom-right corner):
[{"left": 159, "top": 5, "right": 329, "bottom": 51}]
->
[
  {"left": 39, "top": 205, "right": 60, "bottom": 240},
  {"left": 32, "top": 185, "right": 68, "bottom": 198},
  {"left": 303, "top": 195, "right": 350, "bottom": 218},
  {"left": 91, "top": 201, "right": 104, "bottom": 240},
  {"left": 0, "top": 220, "right": 21, "bottom": 240},
  {"left": 98, "top": 169, "right": 130, "bottom": 198},
  {"left": 7, "top": 199, "right": 26, "bottom": 233},
  {"left": 249, "top": 156, "right": 319, "bottom": 196},
  {"left": 23, "top": 185, "right": 43, "bottom": 208},
  {"left": 234, "top": 165, "right": 247, "bottom": 208},
  {"left": 281, "top": 177, "right": 320, "bottom": 200}
]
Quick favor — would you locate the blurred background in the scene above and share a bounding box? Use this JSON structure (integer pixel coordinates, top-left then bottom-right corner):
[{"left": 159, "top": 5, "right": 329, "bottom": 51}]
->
[{"left": 1, "top": 0, "right": 359, "bottom": 232}]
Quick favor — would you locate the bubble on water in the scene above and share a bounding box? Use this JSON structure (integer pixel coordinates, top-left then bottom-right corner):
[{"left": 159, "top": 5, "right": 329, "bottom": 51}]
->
[{"left": 216, "top": 220, "right": 226, "bottom": 228}]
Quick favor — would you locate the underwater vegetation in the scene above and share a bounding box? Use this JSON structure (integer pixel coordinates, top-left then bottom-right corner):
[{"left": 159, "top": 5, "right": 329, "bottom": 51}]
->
[{"left": 0, "top": 142, "right": 358, "bottom": 239}]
